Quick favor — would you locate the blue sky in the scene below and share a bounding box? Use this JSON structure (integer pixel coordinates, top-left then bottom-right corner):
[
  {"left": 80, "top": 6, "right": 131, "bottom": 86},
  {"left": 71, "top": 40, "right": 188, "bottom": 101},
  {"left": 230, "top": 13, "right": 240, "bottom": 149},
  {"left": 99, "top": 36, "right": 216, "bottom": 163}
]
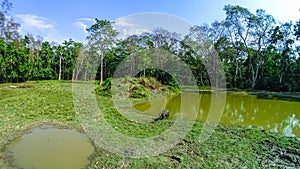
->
[{"left": 9, "top": 0, "right": 300, "bottom": 43}]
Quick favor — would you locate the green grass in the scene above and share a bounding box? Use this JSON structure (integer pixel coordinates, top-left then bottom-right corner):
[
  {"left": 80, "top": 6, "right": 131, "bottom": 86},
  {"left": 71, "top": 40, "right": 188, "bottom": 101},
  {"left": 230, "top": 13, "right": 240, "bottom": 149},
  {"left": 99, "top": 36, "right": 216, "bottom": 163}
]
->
[{"left": 0, "top": 80, "right": 299, "bottom": 168}]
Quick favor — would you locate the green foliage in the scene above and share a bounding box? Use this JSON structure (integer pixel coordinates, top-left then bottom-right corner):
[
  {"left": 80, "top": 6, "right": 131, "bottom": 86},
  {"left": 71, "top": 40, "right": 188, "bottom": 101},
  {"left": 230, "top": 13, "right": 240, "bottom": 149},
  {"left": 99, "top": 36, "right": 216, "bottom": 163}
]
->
[
  {"left": 129, "top": 83, "right": 150, "bottom": 98},
  {"left": 1, "top": 1, "right": 300, "bottom": 93},
  {"left": 136, "top": 77, "right": 178, "bottom": 97},
  {"left": 86, "top": 19, "right": 118, "bottom": 84},
  {"left": 1, "top": 1, "right": 300, "bottom": 168},
  {"left": 95, "top": 77, "right": 178, "bottom": 99},
  {"left": 135, "top": 69, "right": 180, "bottom": 92},
  {"left": 129, "top": 77, "right": 160, "bottom": 99},
  {"left": 95, "top": 77, "right": 112, "bottom": 96}
]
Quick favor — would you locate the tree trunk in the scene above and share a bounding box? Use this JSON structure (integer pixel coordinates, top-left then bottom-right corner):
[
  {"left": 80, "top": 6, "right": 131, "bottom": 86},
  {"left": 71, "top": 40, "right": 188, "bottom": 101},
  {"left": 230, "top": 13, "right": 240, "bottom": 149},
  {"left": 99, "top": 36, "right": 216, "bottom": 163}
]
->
[
  {"left": 100, "top": 55, "right": 103, "bottom": 85},
  {"left": 58, "top": 55, "right": 62, "bottom": 80},
  {"left": 72, "top": 71, "right": 75, "bottom": 81},
  {"left": 279, "top": 73, "right": 283, "bottom": 85}
]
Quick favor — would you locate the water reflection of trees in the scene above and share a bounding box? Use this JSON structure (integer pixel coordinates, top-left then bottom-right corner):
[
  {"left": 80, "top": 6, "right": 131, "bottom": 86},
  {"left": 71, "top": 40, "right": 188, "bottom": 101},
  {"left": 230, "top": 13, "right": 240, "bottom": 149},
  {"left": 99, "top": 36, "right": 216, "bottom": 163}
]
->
[{"left": 216, "top": 94, "right": 300, "bottom": 137}]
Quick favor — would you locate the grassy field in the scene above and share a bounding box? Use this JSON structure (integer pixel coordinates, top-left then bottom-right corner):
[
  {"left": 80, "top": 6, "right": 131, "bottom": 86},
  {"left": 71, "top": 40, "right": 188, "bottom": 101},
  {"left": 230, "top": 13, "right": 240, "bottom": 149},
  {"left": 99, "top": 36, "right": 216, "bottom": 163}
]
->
[{"left": 0, "top": 80, "right": 299, "bottom": 168}]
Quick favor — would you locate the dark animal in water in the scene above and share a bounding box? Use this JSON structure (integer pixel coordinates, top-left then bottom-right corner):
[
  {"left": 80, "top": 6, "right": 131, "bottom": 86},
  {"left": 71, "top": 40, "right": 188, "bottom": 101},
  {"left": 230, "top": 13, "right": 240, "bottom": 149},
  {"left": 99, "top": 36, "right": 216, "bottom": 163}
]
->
[{"left": 153, "top": 110, "right": 170, "bottom": 121}]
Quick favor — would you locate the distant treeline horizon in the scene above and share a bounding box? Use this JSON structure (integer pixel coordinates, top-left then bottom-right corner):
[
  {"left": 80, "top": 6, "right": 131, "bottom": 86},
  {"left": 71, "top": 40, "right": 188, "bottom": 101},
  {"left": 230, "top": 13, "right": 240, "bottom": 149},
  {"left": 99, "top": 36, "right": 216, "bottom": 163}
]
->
[{"left": 1, "top": 1, "right": 300, "bottom": 92}]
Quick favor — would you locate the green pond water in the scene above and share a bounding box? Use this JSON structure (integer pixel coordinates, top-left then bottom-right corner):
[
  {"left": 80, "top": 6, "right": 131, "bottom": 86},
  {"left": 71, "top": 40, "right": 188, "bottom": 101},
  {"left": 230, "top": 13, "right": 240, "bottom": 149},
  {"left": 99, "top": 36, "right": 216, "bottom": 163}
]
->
[
  {"left": 129, "top": 92, "right": 300, "bottom": 137},
  {"left": 6, "top": 125, "right": 94, "bottom": 169}
]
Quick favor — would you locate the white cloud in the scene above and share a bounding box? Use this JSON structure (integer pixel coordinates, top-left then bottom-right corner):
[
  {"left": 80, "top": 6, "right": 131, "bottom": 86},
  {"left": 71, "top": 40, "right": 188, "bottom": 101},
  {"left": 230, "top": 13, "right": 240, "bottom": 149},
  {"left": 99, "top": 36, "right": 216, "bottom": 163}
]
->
[
  {"left": 15, "top": 14, "right": 54, "bottom": 30},
  {"left": 117, "top": 27, "right": 149, "bottom": 39},
  {"left": 73, "top": 17, "right": 95, "bottom": 36},
  {"left": 74, "top": 21, "right": 88, "bottom": 34},
  {"left": 74, "top": 17, "right": 150, "bottom": 40},
  {"left": 113, "top": 17, "right": 149, "bottom": 39},
  {"left": 78, "top": 17, "right": 95, "bottom": 23},
  {"left": 114, "top": 17, "right": 136, "bottom": 27},
  {"left": 14, "top": 14, "right": 72, "bottom": 43}
]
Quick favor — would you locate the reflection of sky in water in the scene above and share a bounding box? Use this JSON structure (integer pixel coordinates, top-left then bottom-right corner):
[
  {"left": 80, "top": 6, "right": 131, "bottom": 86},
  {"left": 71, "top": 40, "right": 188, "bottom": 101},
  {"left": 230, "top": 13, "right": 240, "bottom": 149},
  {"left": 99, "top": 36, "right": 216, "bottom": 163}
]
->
[
  {"left": 240, "top": 101, "right": 245, "bottom": 112},
  {"left": 238, "top": 114, "right": 244, "bottom": 123},
  {"left": 282, "top": 114, "right": 299, "bottom": 137},
  {"left": 270, "top": 114, "right": 299, "bottom": 137}
]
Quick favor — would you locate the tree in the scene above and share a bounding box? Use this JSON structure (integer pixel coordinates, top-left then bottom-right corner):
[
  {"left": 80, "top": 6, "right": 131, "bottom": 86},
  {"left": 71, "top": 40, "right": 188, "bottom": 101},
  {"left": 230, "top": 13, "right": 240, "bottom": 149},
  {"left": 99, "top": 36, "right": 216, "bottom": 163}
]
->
[
  {"left": 198, "top": 21, "right": 247, "bottom": 88},
  {"left": 86, "top": 19, "right": 118, "bottom": 85},
  {"left": 60, "top": 39, "right": 82, "bottom": 80},
  {"left": 269, "top": 22, "right": 296, "bottom": 90},
  {"left": 224, "top": 5, "right": 275, "bottom": 89},
  {"left": 179, "top": 27, "right": 213, "bottom": 87},
  {"left": 23, "top": 34, "right": 43, "bottom": 80},
  {"left": 40, "top": 41, "right": 56, "bottom": 80},
  {"left": 0, "top": 0, "right": 20, "bottom": 42},
  {"left": 0, "top": 38, "right": 6, "bottom": 82},
  {"left": 148, "top": 28, "right": 180, "bottom": 51},
  {"left": 294, "top": 16, "right": 300, "bottom": 58}
]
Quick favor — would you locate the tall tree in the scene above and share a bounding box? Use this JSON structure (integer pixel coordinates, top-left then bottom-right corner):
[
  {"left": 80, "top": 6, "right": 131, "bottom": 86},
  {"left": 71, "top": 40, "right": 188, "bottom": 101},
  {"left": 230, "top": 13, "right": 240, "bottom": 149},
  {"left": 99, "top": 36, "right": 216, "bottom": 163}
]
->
[
  {"left": 60, "top": 39, "right": 82, "bottom": 80},
  {"left": 179, "top": 26, "right": 214, "bottom": 86},
  {"left": 269, "top": 22, "right": 296, "bottom": 89},
  {"left": 198, "top": 21, "right": 246, "bottom": 88},
  {"left": 23, "top": 34, "right": 43, "bottom": 80},
  {"left": 224, "top": 5, "right": 275, "bottom": 89},
  {"left": 0, "top": 38, "right": 6, "bottom": 82},
  {"left": 86, "top": 19, "right": 118, "bottom": 84},
  {"left": 0, "top": 0, "right": 19, "bottom": 42},
  {"left": 40, "top": 41, "right": 55, "bottom": 79}
]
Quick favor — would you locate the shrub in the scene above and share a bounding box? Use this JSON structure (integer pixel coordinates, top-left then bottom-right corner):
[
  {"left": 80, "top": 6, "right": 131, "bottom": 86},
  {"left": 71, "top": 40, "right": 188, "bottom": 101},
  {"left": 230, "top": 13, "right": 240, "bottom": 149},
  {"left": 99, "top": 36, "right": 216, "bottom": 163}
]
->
[
  {"left": 95, "top": 78, "right": 112, "bottom": 96},
  {"left": 129, "top": 83, "right": 150, "bottom": 98}
]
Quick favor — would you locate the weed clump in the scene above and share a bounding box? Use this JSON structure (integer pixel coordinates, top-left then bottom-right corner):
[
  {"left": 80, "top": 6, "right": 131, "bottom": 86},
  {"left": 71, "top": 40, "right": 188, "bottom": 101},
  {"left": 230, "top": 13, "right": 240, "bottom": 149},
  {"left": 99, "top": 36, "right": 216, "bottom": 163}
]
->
[{"left": 95, "top": 78, "right": 112, "bottom": 96}]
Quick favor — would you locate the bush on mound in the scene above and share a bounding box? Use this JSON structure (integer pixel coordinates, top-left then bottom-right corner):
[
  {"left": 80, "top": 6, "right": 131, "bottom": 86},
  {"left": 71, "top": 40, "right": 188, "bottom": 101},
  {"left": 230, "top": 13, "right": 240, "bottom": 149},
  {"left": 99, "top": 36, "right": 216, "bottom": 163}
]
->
[{"left": 95, "top": 77, "right": 179, "bottom": 98}]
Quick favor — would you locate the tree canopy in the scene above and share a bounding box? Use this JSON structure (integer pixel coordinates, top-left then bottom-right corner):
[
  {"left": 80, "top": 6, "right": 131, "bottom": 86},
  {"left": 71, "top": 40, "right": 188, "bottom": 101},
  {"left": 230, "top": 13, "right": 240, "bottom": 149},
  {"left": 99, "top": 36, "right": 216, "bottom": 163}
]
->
[{"left": 1, "top": 1, "right": 300, "bottom": 92}]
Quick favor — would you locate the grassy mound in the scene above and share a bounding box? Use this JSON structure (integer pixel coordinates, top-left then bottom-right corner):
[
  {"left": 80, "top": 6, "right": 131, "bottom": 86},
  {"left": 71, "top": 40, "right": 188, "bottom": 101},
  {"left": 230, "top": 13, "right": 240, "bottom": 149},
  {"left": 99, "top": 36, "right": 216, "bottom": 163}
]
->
[{"left": 95, "top": 77, "right": 178, "bottom": 99}]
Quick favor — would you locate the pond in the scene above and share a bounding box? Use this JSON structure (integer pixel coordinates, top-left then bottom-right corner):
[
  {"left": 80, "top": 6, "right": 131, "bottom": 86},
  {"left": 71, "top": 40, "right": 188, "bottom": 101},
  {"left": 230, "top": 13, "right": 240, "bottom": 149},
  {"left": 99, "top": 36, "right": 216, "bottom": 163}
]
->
[
  {"left": 129, "top": 92, "right": 300, "bottom": 137},
  {"left": 5, "top": 125, "right": 94, "bottom": 169}
]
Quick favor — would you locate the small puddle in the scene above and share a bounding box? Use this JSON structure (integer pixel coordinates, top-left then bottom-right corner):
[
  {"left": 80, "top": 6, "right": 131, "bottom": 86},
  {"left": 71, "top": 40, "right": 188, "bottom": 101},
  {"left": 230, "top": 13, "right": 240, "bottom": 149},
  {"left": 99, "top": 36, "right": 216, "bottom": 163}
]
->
[{"left": 5, "top": 125, "right": 94, "bottom": 169}]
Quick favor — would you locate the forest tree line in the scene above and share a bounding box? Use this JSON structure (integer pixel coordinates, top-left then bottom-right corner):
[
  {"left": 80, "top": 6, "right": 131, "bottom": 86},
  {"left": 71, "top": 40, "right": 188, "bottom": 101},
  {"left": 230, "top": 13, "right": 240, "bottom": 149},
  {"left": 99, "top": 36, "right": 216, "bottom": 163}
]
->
[{"left": 1, "top": 0, "right": 300, "bottom": 91}]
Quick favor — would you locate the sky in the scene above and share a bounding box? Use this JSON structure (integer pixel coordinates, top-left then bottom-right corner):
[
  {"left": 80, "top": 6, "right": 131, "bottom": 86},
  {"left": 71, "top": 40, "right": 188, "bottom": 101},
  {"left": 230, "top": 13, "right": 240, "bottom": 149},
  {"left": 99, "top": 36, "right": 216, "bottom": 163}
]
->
[{"left": 8, "top": 0, "right": 300, "bottom": 43}]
